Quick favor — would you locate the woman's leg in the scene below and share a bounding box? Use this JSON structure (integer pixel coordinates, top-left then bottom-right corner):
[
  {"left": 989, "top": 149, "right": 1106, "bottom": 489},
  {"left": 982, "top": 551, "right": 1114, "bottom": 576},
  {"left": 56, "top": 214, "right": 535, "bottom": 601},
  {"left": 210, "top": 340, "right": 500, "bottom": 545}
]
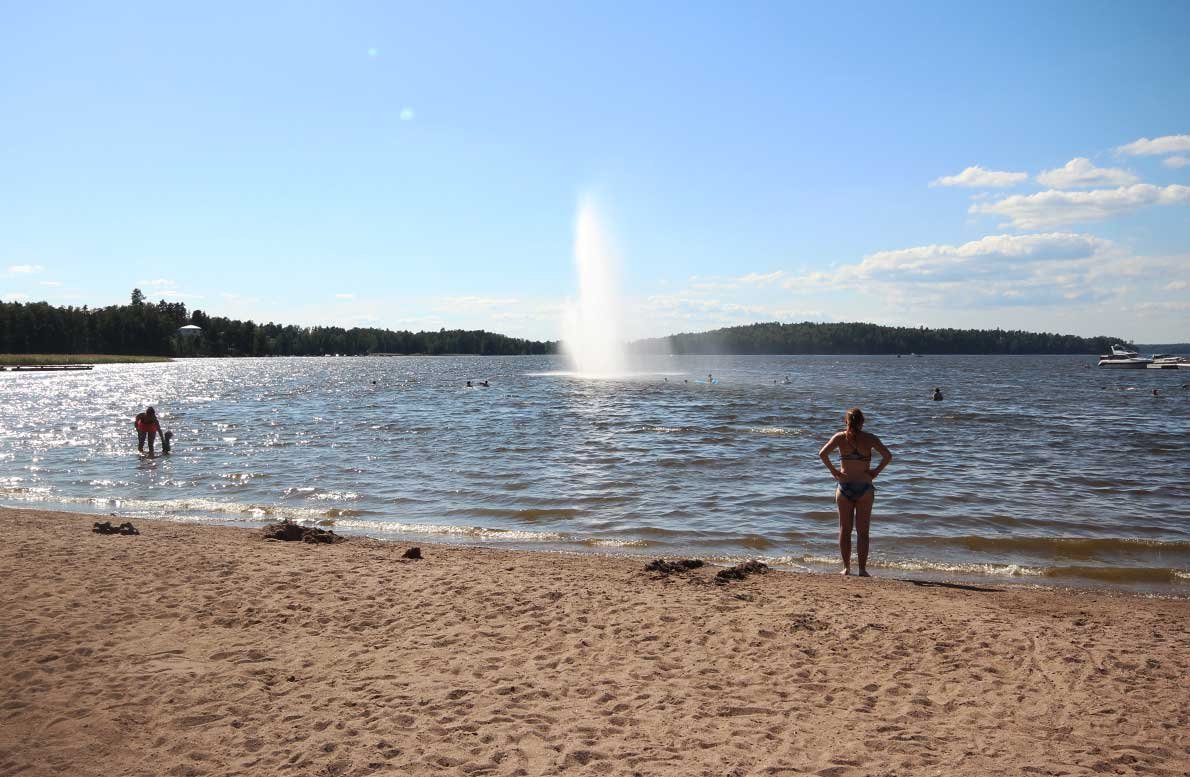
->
[
  {"left": 854, "top": 490, "right": 875, "bottom": 576},
  {"left": 836, "top": 490, "right": 856, "bottom": 575}
]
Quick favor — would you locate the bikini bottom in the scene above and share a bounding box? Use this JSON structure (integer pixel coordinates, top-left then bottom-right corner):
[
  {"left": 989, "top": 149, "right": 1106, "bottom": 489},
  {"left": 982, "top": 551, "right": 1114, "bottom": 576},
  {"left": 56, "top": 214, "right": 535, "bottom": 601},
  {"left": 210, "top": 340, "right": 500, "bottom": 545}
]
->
[{"left": 837, "top": 481, "right": 874, "bottom": 502}]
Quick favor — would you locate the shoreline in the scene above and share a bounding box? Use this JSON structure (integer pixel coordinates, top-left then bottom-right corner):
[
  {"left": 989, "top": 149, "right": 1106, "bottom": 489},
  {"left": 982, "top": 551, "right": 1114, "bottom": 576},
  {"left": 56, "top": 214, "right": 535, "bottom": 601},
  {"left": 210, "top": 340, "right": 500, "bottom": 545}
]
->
[
  {"left": 3, "top": 501, "right": 1186, "bottom": 599},
  {"left": 2, "top": 507, "right": 1188, "bottom": 776}
]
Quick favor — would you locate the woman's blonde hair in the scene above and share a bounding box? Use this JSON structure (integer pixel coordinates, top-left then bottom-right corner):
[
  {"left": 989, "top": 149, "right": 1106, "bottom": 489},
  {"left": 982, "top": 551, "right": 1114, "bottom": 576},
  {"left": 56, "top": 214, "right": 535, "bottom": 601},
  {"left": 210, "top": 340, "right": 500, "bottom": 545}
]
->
[{"left": 844, "top": 407, "right": 864, "bottom": 448}]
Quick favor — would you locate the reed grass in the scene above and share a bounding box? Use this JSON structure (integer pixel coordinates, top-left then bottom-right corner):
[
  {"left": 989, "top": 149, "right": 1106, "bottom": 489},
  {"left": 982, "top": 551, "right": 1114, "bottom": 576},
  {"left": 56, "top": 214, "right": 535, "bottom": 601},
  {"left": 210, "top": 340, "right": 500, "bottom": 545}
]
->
[{"left": 0, "top": 354, "right": 171, "bottom": 366}]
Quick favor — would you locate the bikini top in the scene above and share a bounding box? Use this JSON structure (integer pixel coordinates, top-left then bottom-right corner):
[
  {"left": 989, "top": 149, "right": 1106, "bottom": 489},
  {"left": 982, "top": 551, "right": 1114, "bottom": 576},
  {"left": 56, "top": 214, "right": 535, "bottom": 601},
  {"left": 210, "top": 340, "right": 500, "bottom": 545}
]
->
[{"left": 841, "top": 442, "right": 870, "bottom": 461}]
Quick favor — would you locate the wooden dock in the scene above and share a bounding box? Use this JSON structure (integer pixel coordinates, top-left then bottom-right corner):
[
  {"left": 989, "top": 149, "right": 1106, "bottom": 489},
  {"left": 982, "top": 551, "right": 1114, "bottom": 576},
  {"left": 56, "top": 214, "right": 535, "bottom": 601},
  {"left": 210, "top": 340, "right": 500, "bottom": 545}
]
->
[{"left": 0, "top": 364, "right": 94, "bottom": 372}]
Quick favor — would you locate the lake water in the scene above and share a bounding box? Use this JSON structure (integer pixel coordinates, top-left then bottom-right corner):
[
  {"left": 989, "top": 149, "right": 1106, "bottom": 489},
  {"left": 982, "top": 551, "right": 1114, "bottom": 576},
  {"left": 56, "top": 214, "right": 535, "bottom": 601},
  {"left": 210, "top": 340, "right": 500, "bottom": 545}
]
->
[{"left": 2, "top": 354, "right": 1188, "bottom": 594}]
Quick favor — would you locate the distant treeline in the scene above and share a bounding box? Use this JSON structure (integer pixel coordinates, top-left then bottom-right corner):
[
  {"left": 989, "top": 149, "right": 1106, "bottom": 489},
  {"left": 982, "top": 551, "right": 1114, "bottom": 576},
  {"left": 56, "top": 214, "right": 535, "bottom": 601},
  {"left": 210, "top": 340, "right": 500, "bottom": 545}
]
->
[
  {"left": 634, "top": 322, "right": 1124, "bottom": 355},
  {"left": 0, "top": 291, "right": 556, "bottom": 357}
]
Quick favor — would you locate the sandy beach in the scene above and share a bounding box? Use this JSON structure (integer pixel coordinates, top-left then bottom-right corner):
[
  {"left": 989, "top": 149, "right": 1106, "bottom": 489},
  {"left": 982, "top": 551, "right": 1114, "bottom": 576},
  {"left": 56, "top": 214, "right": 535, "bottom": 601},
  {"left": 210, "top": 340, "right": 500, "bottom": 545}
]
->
[{"left": 1, "top": 508, "right": 1187, "bottom": 777}]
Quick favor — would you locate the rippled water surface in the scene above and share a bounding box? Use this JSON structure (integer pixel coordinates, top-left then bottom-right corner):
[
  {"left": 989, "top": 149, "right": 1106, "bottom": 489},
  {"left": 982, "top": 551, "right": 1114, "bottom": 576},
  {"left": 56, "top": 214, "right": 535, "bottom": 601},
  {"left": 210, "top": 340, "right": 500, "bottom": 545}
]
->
[{"left": 2, "top": 355, "right": 1188, "bottom": 593}]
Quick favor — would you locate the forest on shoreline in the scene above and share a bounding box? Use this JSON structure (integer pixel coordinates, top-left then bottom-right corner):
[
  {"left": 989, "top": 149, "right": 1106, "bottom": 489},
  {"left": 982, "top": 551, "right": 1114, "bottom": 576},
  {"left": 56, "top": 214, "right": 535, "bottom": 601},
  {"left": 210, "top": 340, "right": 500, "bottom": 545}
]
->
[
  {"left": 0, "top": 292, "right": 555, "bottom": 357},
  {"left": 1, "top": 293, "right": 1140, "bottom": 358},
  {"left": 634, "top": 321, "right": 1126, "bottom": 355}
]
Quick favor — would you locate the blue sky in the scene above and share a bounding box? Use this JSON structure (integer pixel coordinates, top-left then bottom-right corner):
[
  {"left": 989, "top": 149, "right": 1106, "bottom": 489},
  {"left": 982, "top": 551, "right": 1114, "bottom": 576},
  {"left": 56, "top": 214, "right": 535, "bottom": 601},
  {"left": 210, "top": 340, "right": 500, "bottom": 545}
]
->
[{"left": 2, "top": 1, "right": 1188, "bottom": 341}]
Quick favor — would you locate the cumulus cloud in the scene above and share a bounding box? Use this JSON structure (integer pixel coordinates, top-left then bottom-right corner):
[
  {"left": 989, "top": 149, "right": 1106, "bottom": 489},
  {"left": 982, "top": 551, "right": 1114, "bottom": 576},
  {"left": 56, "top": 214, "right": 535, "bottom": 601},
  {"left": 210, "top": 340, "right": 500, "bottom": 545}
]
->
[
  {"left": 1164, "top": 155, "right": 1190, "bottom": 169},
  {"left": 1117, "top": 134, "right": 1190, "bottom": 156},
  {"left": 849, "top": 233, "right": 1113, "bottom": 282},
  {"left": 790, "top": 234, "right": 1190, "bottom": 314},
  {"left": 2, "top": 292, "right": 30, "bottom": 300},
  {"left": 7, "top": 264, "right": 44, "bottom": 274},
  {"left": 1166, "top": 280, "right": 1188, "bottom": 291},
  {"left": 930, "top": 166, "right": 1028, "bottom": 188},
  {"left": 335, "top": 293, "right": 355, "bottom": 300},
  {"left": 970, "top": 184, "right": 1190, "bottom": 229},
  {"left": 39, "top": 280, "right": 62, "bottom": 287},
  {"left": 1036, "top": 158, "right": 1138, "bottom": 189}
]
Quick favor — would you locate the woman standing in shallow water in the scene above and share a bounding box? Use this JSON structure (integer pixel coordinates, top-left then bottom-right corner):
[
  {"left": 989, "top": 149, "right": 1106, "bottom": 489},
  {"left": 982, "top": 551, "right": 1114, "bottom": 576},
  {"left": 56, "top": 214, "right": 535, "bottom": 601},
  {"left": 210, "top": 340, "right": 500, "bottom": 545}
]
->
[{"left": 818, "top": 408, "right": 892, "bottom": 576}]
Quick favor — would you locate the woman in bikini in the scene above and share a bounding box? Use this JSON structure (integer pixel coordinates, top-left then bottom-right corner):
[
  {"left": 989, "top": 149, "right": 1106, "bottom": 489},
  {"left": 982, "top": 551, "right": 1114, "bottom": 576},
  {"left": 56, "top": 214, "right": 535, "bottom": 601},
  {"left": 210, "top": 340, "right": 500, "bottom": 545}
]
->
[{"left": 817, "top": 408, "right": 892, "bottom": 576}]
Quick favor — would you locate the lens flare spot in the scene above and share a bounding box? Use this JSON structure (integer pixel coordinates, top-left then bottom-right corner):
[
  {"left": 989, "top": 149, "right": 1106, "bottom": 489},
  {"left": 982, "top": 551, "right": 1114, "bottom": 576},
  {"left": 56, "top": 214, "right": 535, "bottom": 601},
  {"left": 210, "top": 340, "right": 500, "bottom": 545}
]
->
[{"left": 400, "top": 108, "right": 415, "bottom": 121}]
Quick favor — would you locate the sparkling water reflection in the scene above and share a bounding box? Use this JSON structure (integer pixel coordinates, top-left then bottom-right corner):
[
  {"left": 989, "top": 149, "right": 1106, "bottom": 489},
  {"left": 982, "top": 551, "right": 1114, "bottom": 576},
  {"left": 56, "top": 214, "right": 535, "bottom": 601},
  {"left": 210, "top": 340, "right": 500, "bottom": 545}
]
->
[{"left": 2, "top": 354, "right": 1188, "bottom": 593}]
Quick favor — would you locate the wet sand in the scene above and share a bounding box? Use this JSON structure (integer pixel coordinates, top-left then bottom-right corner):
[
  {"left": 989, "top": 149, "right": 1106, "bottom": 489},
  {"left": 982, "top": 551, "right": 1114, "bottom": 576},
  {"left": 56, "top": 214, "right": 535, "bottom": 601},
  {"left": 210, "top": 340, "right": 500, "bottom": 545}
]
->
[{"left": 1, "top": 507, "right": 1187, "bottom": 776}]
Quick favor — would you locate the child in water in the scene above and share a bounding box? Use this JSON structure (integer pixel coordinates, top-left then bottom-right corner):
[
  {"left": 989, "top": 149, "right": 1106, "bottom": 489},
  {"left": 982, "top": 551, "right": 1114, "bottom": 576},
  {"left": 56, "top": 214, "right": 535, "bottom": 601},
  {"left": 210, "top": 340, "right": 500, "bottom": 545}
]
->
[{"left": 134, "top": 406, "right": 165, "bottom": 453}]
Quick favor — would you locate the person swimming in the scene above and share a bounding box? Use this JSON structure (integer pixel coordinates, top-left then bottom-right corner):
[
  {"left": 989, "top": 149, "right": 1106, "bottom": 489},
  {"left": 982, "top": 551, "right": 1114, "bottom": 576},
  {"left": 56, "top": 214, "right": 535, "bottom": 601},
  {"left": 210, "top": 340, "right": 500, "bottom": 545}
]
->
[
  {"left": 932, "top": 387, "right": 943, "bottom": 401},
  {"left": 818, "top": 408, "right": 892, "bottom": 577}
]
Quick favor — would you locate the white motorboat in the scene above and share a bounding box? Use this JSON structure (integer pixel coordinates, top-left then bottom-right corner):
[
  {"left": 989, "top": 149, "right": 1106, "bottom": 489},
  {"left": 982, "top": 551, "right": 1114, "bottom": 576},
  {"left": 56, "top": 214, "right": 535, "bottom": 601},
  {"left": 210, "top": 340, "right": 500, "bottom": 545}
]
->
[
  {"left": 1096, "top": 344, "right": 1151, "bottom": 368},
  {"left": 1146, "top": 354, "right": 1190, "bottom": 369}
]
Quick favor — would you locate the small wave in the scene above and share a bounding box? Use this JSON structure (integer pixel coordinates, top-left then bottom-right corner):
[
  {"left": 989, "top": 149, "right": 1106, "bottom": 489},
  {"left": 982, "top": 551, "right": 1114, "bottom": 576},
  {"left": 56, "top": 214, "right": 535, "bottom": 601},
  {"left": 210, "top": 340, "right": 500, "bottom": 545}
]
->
[
  {"left": 220, "top": 472, "right": 266, "bottom": 482},
  {"left": 901, "top": 535, "right": 1190, "bottom": 556},
  {"left": 801, "top": 555, "right": 1189, "bottom": 585},
  {"left": 0, "top": 485, "right": 55, "bottom": 499},
  {"left": 657, "top": 457, "right": 718, "bottom": 468},
  {"left": 579, "top": 537, "right": 650, "bottom": 548},
  {"left": 321, "top": 508, "right": 374, "bottom": 518},
  {"left": 327, "top": 518, "right": 565, "bottom": 542},
  {"left": 739, "top": 534, "right": 779, "bottom": 550},
  {"left": 1043, "top": 565, "right": 1190, "bottom": 585},
  {"left": 800, "top": 555, "right": 1045, "bottom": 577},
  {"left": 445, "top": 507, "right": 582, "bottom": 521}
]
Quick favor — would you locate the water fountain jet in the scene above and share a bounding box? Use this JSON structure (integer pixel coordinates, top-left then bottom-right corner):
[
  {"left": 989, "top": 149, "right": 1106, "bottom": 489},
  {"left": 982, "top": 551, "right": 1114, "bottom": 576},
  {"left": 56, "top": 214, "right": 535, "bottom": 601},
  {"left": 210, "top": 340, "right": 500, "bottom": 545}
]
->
[{"left": 561, "top": 199, "right": 630, "bottom": 376}]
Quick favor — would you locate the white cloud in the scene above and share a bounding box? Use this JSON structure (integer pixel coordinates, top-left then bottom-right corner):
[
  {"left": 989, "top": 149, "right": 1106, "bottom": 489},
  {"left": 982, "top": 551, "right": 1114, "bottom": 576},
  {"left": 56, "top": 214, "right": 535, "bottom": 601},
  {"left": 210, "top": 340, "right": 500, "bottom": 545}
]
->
[
  {"left": 1164, "top": 155, "right": 1190, "bottom": 169},
  {"left": 39, "top": 280, "right": 61, "bottom": 287},
  {"left": 737, "top": 270, "right": 787, "bottom": 286},
  {"left": 1036, "top": 158, "right": 1138, "bottom": 189},
  {"left": 851, "top": 233, "right": 1113, "bottom": 281},
  {"left": 7, "top": 264, "right": 43, "bottom": 274},
  {"left": 335, "top": 293, "right": 355, "bottom": 300},
  {"left": 1117, "top": 134, "right": 1190, "bottom": 156},
  {"left": 1165, "top": 280, "right": 1188, "bottom": 291},
  {"left": 433, "top": 296, "right": 519, "bottom": 310},
  {"left": 779, "top": 270, "right": 838, "bottom": 292},
  {"left": 639, "top": 290, "right": 826, "bottom": 330},
  {"left": 1129, "top": 300, "right": 1190, "bottom": 314},
  {"left": 930, "top": 166, "right": 1028, "bottom": 188},
  {"left": 681, "top": 270, "right": 789, "bottom": 292},
  {"left": 776, "top": 237, "right": 1190, "bottom": 318},
  {"left": 970, "top": 184, "right": 1190, "bottom": 229},
  {"left": 2, "top": 292, "right": 30, "bottom": 301},
  {"left": 155, "top": 290, "right": 204, "bottom": 300}
]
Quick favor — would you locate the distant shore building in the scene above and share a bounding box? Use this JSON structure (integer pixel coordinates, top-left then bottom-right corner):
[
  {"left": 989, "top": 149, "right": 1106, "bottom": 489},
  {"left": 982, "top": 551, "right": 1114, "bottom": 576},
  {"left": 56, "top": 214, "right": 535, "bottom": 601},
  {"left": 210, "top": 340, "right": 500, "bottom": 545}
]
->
[{"left": 176, "top": 324, "right": 203, "bottom": 338}]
